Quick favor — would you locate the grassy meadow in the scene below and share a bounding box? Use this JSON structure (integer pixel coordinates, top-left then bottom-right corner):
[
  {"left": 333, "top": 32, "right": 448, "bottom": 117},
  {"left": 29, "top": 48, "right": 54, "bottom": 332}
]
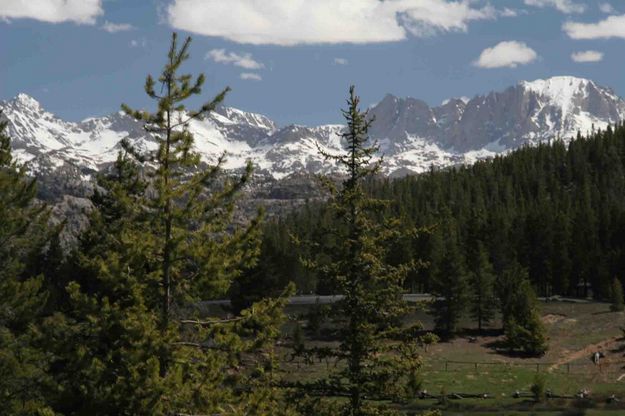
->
[{"left": 263, "top": 299, "right": 625, "bottom": 415}]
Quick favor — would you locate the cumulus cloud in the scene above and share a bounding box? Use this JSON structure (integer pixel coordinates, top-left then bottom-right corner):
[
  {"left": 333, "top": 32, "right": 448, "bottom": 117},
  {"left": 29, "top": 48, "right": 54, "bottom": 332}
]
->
[
  {"left": 564, "top": 14, "right": 625, "bottom": 39},
  {"left": 166, "top": 0, "right": 511, "bottom": 46},
  {"left": 101, "top": 21, "right": 134, "bottom": 33},
  {"left": 599, "top": 3, "right": 614, "bottom": 13},
  {"left": 396, "top": 0, "right": 499, "bottom": 37},
  {"left": 0, "top": 0, "right": 102, "bottom": 24},
  {"left": 524, "top": 0, "right": 585, "bottom": 14},
  {"left": 473, "top": 41, "right": 538, "bottom": 69},
  {"left": 571, "top": 50, "right": 604, "bottom": 63},
  {"left": 206, "top": 49, "right": 264, "bottom": 70},
  {"left": 240, "top": 72, "right": 262, "bottom": 81},
  {"left": 333, "top": 57, "right": 348, "bottom": 65}
]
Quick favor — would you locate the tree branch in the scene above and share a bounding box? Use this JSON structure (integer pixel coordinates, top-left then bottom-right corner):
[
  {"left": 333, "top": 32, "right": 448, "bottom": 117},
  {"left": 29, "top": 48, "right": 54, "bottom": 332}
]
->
[{"left": 179, "top": 317, "right": 244, "bottom": 326}]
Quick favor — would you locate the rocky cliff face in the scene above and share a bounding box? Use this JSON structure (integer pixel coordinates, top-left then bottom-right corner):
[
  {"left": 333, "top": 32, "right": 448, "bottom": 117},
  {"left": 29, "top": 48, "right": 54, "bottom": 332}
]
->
[{"left": 368, "top": 76, "right": 625, "bottom": 153}]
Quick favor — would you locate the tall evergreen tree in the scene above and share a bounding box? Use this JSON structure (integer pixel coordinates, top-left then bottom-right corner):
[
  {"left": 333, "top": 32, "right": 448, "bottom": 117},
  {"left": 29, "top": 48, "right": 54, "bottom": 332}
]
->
[
  {"left": 43, "top": 152, "right": 167, "bottom": 415},
  {"left": 46, "top": 33, "right": 293, "bottom": 415},
  {"left": 0, "top": 115, "right": 53, "bottom": 415},
  {"left": 296, "top": 87, "right": 422, "bottom": 416},
  {"left": 468, "top": 243, "right": 496, "bottom": 331},
  {"left": 430, "top": 221, "right": 469, "bottom": 336},
  {"left": 496, "top": 264, "right": 548, "bottom": 356},
  {"left": 610, "top": 277, "right": 624, "bottom": 312}
]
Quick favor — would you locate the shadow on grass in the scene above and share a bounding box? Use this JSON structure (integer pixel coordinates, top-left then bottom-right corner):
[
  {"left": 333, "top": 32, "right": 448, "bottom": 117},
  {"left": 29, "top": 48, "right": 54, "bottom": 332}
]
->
[
  {"left": 426, "top": 327, "right": 503, "bottom": 343},
  {"left": 483, "top": 338, "right": 546, "bottom": 359},
  {"left": 406, "top": 398, "right": 597, "bottom": 416},
  {"left": 609, "top": 342, "right": 625, "bottom": 354},
  {"left": 592, "top": 310, "right": 616, "bottom": 316},
  {"left": 459, "top": 327, "right": 503, "bottom": 338}
]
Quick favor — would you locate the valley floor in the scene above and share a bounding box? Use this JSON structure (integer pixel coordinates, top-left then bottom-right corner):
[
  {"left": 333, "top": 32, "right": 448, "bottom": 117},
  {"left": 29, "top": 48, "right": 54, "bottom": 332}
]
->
[{"left": 273, "top": 300, "right": 625, "bottom": 414}]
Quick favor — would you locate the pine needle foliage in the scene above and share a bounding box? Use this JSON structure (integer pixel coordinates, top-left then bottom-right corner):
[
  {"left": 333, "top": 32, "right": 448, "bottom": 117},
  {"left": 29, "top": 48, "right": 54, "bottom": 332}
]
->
[
  {"left": 497, "top": 264, "right": 548, "bottom": 356},
  {"left": 0, "top": 115, "right": 54, "bottom": 415},
  {"left": 610, "top": 277, "right": 624, "bottom": 312},
  {"left": 46, "top": 33, "right": 294, "bottom": 415},
  {"left": 296, "top": 87, "right": 422, "bottom": 416},
  {"left": 468, "top": 243, "right": 496, "bottom": 331},
  {"left": 430, "top": 220, "right": 469, "bottom": 337}
]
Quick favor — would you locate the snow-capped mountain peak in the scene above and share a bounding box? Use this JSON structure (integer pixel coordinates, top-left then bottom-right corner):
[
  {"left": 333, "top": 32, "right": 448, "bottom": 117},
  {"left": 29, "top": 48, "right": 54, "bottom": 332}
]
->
[
  {"left": 365, "top": 76, "right": 625, "bottom": 153},
  {"left": 521, "top": 75, "right": 591, "bottom": 97},
  {"left": 2, "top": 76, "right": 625, "bottom": 182},
  {"left": 514, "top": 76, "right": 624, "bottom": 144},
  {"left": 14, "top": 93, "right": 42, "bottom": 108},
  {"left": 520, "top": 76, "right": 596, "bottom": 118},
  {"left": 216, "top": 107, "right": 277, "bottom": 132}
]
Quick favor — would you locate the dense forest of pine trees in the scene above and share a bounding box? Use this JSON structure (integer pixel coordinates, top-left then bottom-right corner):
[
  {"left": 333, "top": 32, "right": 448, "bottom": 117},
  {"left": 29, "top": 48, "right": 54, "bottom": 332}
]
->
[{"left": 256, "top": 125, "right": 625, "bottom": 306}]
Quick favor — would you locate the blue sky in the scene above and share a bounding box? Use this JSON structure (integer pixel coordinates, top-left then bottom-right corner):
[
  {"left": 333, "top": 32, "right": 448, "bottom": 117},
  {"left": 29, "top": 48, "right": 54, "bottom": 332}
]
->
[{"left": 2, "top": 0, "right": 625, "bottom": 126}]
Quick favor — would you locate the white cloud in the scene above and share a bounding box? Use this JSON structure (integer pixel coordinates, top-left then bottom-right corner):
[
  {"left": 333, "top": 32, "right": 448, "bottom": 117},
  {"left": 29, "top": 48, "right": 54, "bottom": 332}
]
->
[
  {"left": 397, "top": 0, "right": 499, "bottom": 37},
  {"left": 0, "top": 0, "right": 102, "bottom": 24},
  {"left": 524, "top": 0, "right": 585, "bottom": 14},
  {"left": 206, "top": 49, "right": 264, "bottom": 70},
  {"left": 564, "top": 14, "right": 625, "bottom": 39},
  {"left": 571, "top": 50, "right": 604, "bottom": 63},
  {"left": 599, "top": 3, "right": 614, "bottom": 14},
  {"left": 130, "top": 38, "right": 147, "bottom": 48},
  {"left": 240, "top": 72, "right": 262, "bottom": 81},
  {"left": 333, "top": 57, "right": 348, "bottom": 65},
  {"left": 473, "top": 41, "right": 538, "bottom": 69},
  {"left": 500, "top": 8, "right": 520, "bottom": 17},
  {"left": 166, "top": 0, "right": 510, "bottom": 46},
  {"left": 101, "top": 21, "right": 134, "bottom": 33}
]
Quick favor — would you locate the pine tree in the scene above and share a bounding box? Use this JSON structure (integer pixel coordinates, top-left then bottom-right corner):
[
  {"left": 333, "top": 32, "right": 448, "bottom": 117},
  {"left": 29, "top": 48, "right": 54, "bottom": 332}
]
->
[
  {"left": 46, "top": 33, "right": 294, "bottom": 415},
  {"left": 468, "top": 243, "right": 496, "bottom": 331},
  {"left": 610, "top": 277, "right": 624, "bottom": 312},
  {"left": 497, "top": 264, "right": 548, "bottom": 356},
  {"left": 43, "top": 152, "right": 167, "bottom": 414},
  {"left": 0, "top": 115, "right": 53, "bottom": 415},
  {"left": 430, "top": 223, "right": 469, "bottom": 336},
  {"left": 296, "top": 87, "right": 422, "bottom": 415},
  {"left": 496, "top": 263, "right": 523, "bottom": 325}
]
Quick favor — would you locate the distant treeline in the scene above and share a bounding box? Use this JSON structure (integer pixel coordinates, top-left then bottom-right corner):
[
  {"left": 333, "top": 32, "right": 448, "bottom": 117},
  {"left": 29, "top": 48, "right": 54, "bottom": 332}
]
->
[{"left": 245, "top": 125, "right": 625, "bottom": 301}]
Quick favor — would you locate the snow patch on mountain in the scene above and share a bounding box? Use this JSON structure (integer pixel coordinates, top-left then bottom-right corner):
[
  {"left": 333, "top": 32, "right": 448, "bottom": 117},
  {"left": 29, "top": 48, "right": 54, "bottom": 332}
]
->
[
  {"left": 521, "top": 76, "right": 590, "bottom": 116},
  {"left": 517, "top": 76, "right": 624, "bottom": 143}
]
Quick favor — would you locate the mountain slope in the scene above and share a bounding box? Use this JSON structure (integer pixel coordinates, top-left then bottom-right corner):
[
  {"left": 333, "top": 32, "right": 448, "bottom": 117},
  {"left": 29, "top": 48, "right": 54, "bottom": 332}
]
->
[
  {"left": 369, "top": 76, "right": 625, "bottom": 152},
  {"left": 2, "top": 76, "right": 624, "bottom": 181}
]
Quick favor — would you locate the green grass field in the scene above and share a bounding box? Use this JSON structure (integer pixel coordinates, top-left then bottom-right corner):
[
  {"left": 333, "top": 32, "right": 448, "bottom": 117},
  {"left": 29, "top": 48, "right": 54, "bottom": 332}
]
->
[{"left": 275, "top": 300, "right": 625, "bottom": 414}]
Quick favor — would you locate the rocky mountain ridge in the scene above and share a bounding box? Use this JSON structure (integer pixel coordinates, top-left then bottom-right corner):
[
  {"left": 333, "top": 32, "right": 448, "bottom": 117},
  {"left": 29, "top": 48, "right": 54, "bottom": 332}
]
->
[
  {"left": 3, "top": 75, "right": 624, "bottom": 244},
  {"left": 2, "top": 76, "right": 624, "bottom": 184}
]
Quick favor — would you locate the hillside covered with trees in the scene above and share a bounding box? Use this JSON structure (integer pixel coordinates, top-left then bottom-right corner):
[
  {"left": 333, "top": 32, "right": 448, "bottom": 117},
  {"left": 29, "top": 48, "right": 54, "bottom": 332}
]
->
[{"left": 254, "top": 124, "right": 625, "bottom": 303}]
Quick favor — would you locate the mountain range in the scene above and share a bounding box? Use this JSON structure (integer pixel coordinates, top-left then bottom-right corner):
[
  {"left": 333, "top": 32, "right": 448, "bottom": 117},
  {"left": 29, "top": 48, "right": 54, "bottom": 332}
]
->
[{"left": 2, "top": 76, "right": 624, "bottom": 183}]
